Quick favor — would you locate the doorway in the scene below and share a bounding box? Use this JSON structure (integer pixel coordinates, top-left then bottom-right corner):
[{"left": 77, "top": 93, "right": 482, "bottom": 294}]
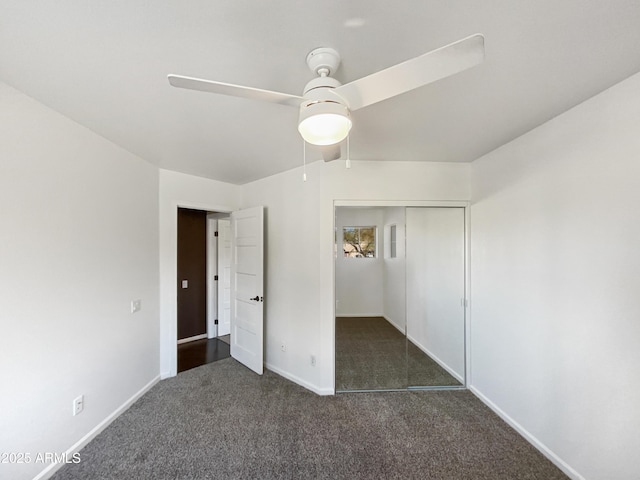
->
[
  {"left": 176, "top": 207, "right": 231, "bottom": 373},
  {"left": 334, "top": 204, "right": 467, "bottom": 392}
]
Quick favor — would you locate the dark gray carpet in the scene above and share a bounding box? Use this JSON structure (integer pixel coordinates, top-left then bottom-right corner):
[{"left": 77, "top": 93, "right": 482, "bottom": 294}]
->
[
  {"left": 51, "top": 358, "right": 566, "bottom": 480},
  {"left": 336, "top": 317, "right": 461, "bottom": 391}
]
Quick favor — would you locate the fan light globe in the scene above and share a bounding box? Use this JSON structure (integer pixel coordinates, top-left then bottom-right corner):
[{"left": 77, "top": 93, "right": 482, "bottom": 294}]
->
[{"left": 298, "top": 101, "right": 352, "bottom": 146}]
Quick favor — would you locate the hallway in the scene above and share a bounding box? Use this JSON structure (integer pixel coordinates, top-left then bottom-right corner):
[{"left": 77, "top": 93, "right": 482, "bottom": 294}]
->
[{"left": 177, "top": 337, "right": 230, "bottom": 373}]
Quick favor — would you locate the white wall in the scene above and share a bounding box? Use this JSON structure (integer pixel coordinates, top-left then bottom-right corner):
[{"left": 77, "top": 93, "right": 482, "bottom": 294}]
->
[
  {"left": 158, "top": 170, "right": 240, "bottom": 377},
  {"left": 242, "top": 160, "right": 470, "bottom": 393},
  {"left": 240, "top": 162, "right": 325, "bottom": 392},
  {"left": 470, "top": 72, "right": 640, "bottom": 480},
  {"left": 382, "top": 207, "right": 406, "bottom": 332},
  {"left": 335, "top": 207, "right": 384, "bottom": 317},
  {"left": 0, "top": 83, "right": 160, "bottom": 480}
]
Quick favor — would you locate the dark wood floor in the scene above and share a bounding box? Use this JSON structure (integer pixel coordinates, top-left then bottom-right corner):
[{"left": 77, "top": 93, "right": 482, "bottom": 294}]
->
[{"left": 177, "top": 337, "right": 231, "bottom": 373}]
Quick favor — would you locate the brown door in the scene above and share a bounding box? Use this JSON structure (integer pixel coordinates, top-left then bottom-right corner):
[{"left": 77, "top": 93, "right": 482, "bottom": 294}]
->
[{"left": 177, "top": 208, "right": 207, "bottom": 340}]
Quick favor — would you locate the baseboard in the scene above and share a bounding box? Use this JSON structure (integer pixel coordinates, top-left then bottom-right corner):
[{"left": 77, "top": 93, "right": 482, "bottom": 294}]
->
[
  {"left": 469, "top": 385, "right": 584, "bottom": 480},
  {"left": 407, "top": 334, "right": 464, "bottom": 383},
  {"left": 383, "top": 315, "right": 405, "bottom": 334},
  {"left": 177, "top": 333, "right": 208, "bottom": 345},
  {"left": 34, "top": 374, "right": 161, "bottom": 480},
  {"left": 265, "top": 363, "right": 333, "bottom": 396},
  {"left": 160, "top": 371, "right": 173, "bottom": 380}
]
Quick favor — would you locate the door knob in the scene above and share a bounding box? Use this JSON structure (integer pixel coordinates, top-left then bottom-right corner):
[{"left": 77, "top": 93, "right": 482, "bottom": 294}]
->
[{"left": 250, "top": 296, "right": 260, "bottom": 301}]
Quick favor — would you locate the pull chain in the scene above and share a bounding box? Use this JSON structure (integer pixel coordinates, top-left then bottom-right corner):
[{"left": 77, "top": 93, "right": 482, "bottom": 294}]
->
[
  {"left": 346, "top": 135, "right": 351, "bottom": 169},
  {"left": 302, "top": 140, "right": 307, "bottom": 182}
]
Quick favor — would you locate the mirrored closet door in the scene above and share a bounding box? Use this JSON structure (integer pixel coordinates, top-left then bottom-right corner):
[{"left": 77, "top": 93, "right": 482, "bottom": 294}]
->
[{"left": 334, "top": 206, "right": 466, "bottom": 392}]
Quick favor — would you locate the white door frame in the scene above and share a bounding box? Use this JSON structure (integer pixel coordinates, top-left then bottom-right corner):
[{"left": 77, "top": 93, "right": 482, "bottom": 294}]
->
[
  {"left": 331, "top": 200, "right": 471, "bottom": 391},
  {"left": 163, "top": 202, "right": 233, "bottom": 379},
  {"left": 217, "top": 218, "right": 232, "bottom": 337},
  {"left": 206, "top": 215, "right": 218, "bottom": 339}
]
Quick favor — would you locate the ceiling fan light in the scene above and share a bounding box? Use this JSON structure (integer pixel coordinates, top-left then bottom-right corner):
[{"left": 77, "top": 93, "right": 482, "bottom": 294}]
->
[{"left": 298, "top": 101, "right": 352, "bottom": 146}]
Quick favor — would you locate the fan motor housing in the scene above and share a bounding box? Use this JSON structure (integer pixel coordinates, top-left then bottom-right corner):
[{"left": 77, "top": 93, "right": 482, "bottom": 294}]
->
[{"left": 303, "top": 76, "right": 341, "bottom": 96}]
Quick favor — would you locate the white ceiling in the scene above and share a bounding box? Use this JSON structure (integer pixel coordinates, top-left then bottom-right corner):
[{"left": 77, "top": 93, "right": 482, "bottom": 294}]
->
[{"left": 2, "top": 1, "right": 640, "bottom": 185}]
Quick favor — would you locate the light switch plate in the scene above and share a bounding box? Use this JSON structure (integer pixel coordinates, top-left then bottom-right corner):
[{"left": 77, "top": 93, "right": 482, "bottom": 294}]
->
[
  {"left": 131, "top": 299, "right": 141, "bottom": 313},
  {"left": 182, "top": 280, "right": 188, "bottom": 289},
  {"left": 73, "top": 395, "right": 84, "bottom": 416}
]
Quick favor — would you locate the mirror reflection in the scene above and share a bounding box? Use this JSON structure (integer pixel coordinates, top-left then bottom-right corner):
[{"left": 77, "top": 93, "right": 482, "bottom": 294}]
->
[{"left": 335, "top": 206, "right": 465, "bottom": 392}]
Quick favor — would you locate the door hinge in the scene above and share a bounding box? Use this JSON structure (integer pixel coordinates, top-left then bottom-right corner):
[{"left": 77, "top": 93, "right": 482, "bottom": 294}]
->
[
  {"left": 461, "top": 298, "right": 468, "bottom": 308},
  {"left": 214, "top": 231, "right": 219, "bottom": 237},
  {"left": 214, "top": 319, "right": 218, "bottom": 325},
  {"left": 214, "top": 275, "right": 218, "bottom": 281}
]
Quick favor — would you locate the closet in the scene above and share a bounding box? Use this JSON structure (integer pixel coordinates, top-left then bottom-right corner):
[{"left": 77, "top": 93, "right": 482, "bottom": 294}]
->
[{"left": 335, "top": 206, "right": 466, "bottom": 391}]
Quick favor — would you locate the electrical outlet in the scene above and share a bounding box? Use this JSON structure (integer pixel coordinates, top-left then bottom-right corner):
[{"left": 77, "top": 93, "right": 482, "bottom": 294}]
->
[
  {"left": 131, "top": 299, "right": 141, "bottom": 313},
  {"left": 310, "top": 355, "right": 316, "bottom": 367},
  {"left": 72, "top": 395, "right": 84, "bottom": 416},
  {"left": 280, "top": 342, "right": 286, "bottom": 352}
]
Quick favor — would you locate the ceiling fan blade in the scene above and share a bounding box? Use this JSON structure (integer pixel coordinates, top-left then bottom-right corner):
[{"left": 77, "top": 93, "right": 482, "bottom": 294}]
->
[
  {"left": 334, "top": 33, "right": 484, "bottom": 111},
  {"left": 321, "top": 144, "right": 342, "bottom": 162},
  {"left": 167, "top": 74, "right": 305, "bottom": 108}
]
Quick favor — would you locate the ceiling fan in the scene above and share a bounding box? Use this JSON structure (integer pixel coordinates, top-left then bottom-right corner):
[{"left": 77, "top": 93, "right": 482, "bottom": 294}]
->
[{"left": 168, "top": 34, "right": 484, "bottom": 162}]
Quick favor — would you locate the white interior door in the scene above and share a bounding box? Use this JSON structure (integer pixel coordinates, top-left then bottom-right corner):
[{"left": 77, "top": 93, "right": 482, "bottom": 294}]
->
[
  {"left": 406, "top": 207, "right": 465, "bottom": 382},
  {"left": 230, "top": 206, "right": 264, "bottom": 374},
  {"left": 217, "top": 218, "right": 232, "bottom": 337}
]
